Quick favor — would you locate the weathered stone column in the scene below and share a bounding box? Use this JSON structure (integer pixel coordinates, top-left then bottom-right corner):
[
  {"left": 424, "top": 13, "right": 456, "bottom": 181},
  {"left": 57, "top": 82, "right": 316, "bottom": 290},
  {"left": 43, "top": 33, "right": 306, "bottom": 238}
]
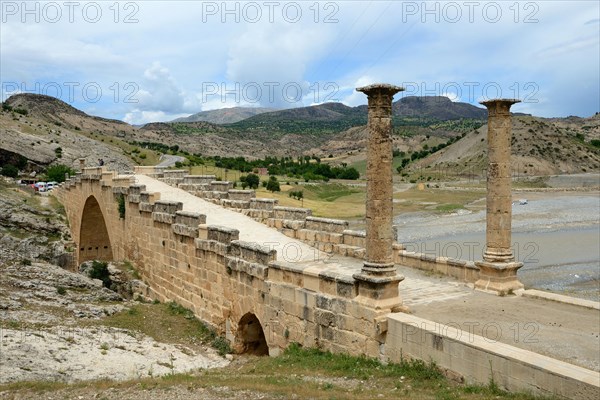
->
[
  {"left": 78, "top": 158, "right": 86, "bottom": 171},
  {"left": 475, "top": 99, "right": 524, "bottom": 295},
  {"left": 353, "top": 83, "right": 405, "bottom": 312}
]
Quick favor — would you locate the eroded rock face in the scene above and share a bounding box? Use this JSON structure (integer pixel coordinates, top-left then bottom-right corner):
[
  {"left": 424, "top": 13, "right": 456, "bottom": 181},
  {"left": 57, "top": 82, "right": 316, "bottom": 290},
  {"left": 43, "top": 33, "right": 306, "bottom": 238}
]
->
[
  {"left": 0, "top": 180, "right": 228, "bottom": 386},
  {"left": 0, "top": 184, "right": 72, "bottom": 266}
]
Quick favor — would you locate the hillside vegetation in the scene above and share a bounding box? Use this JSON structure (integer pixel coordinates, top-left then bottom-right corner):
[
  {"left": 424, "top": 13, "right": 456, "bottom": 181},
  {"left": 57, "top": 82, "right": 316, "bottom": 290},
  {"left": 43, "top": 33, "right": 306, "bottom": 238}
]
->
[{"left": 2, "top": 94, "right": 599, "bottom": 179}]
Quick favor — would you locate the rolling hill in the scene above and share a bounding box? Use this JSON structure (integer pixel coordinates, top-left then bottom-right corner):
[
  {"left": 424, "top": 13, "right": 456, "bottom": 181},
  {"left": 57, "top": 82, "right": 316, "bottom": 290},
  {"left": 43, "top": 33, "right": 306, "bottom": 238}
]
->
[
  {"left": 1, "top": 93, "right": 598, "bottom": 178},
  {"left": 410, "top": 114, "right": 600, "bottom": 176},
  {"left": 171, "top": 107, "right": 277, "bottom": 124}
]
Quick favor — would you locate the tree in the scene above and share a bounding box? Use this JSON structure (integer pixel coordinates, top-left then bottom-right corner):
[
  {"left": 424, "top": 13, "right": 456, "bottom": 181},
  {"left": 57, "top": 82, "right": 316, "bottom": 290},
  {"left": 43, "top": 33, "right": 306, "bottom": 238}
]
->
[
  {"left": 266, "top": 176, "right": 280, "bottom": 192},
  {"left": 0, "top": 164, "right": 18, "bottom": 178},
  {"left": 46, "top": 164, "right": 75, "bottom": 183},
  {"left": 289, "top": 190, "right": 303, "bottom": 200},
  {"left": 244, "top": 173, "right": 260, "bottom": 189}
]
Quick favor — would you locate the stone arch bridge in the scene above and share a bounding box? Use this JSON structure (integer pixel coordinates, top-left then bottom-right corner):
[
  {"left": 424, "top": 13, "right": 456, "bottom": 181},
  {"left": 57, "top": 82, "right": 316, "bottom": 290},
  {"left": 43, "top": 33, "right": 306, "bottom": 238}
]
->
[
  {"left": 54, "top": 88, "right": 598, "bottom": 398},
  {"left": 54, "top": 168, "right": 599, "bottom": 399},
  {"left": 56, "top": 169, "right": 397, "bottom": 357}
]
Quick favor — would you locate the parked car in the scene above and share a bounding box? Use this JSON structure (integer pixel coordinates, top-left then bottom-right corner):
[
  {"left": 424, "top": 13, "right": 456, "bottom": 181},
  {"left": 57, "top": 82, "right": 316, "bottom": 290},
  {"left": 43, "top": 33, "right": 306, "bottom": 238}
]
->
[
  {"left": 35, "top": 182, "right": 48, "bottom": 192},
  {"left": 47, "top": 182, "right": 58, "bottom": 191}
]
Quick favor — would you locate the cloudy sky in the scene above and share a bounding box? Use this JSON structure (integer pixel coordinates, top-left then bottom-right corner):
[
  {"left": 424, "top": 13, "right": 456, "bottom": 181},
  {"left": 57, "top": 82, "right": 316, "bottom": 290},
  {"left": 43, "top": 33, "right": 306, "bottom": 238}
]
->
[{"left": 1, "top": 1, "right": 598, "bottom": 124}]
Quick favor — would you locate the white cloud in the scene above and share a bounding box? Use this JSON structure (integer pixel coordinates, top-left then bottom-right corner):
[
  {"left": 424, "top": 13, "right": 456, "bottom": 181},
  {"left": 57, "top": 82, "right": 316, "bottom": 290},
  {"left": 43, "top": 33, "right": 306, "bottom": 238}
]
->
[
  {"left": 123, "top": 110, "right": 189, "bottom": 126},
  {"left": 224, "top": 22, "right": 335, "bottom": 107},
  {"left": 1, "top": 0, "right": 598, "bottom": 119},
  {"left": 441, "top": 92, "right": 461, "bottom": 102},
  {"left": 118, "top": 62, "right": 207, "bottom": 123},
  {"left": 338, "top": 76, "right": 380, "bottom": 107}
]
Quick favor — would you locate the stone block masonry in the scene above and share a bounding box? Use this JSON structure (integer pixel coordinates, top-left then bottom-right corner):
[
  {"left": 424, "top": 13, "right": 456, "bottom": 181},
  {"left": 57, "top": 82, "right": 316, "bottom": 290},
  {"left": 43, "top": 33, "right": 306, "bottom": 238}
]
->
[{"left": 56, "top": 168, "right": 398, "bottom": 361}]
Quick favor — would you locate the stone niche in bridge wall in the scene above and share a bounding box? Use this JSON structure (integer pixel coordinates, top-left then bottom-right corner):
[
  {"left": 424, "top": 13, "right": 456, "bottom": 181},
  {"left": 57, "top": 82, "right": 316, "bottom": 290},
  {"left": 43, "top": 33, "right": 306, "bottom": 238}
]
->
[{"left": 56, "top": 169, "right": 394, "bottom": 359}]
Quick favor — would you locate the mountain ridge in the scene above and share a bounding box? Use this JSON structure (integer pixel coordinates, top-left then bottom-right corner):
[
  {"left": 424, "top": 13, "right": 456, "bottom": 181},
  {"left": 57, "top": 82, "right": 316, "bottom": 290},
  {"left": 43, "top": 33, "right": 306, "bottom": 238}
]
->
[
  {"left": 1, "top": 93, "right": 598, "bottom": 176},
  {"left": 171, "top": 106, "right": 278, "bottom": 124}
]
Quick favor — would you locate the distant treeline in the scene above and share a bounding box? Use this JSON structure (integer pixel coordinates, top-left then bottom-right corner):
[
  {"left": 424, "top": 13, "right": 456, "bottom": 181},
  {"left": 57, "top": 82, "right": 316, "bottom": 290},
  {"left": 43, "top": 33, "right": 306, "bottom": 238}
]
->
[
  {"left": 127, "top": 139, "right": 359, "bottom": 181},
  {"left": 214, "top": 155, "right": 360, "bottom": 181},
  {"left": 227, "top": 114, "right": 484, "bottom": 137}
]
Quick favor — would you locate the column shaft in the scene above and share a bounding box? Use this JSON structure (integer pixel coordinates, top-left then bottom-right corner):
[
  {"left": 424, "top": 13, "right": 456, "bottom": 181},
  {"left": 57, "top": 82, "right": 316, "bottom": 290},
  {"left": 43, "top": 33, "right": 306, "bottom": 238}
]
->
[
  {"left": 357, "top": 84, "right": 404, "bottom": 275},
  {"left": 481, "top": 99, "right": 520, "bottom": 262},
  {"left": 353, "top": 83, "right": 406, "bottom": 312}
]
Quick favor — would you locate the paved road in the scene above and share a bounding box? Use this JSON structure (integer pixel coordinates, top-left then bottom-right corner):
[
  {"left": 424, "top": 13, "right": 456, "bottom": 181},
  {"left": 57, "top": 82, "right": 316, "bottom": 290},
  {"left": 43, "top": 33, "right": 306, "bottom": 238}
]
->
[{"left": 156, "top": 154, "right": 186, "bottom": 168}]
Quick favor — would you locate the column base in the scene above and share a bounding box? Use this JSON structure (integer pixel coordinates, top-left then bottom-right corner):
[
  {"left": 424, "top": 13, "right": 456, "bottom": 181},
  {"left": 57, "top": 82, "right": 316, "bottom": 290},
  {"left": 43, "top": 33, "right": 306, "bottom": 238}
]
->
[
  {"left": 352, "top": 271, "right": 407, "bottom": 312},
  {"left": 474, "top": 260, "right": 524, "bottom": 296},
  {"left": 362, "top": 261, "right": 397, "bottom": 276}
]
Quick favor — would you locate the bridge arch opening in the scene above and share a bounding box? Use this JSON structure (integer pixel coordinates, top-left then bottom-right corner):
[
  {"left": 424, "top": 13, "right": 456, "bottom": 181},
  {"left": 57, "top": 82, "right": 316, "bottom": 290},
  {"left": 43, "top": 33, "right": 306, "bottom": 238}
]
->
[
  {"left": 236, "top": 313, "right": 269, "bottom": 356},
  {"left": 78, "top": 195, "right": 113, "bottom": 264}
]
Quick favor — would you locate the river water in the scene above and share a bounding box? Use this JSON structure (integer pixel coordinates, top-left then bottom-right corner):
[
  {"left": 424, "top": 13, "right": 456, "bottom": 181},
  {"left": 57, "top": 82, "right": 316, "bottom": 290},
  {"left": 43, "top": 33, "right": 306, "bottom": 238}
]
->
[
  {"left": 393, "top": 193, "right": 600, "bottom": 301},
  {"left": 401, "top": 227, "right": 600, "bottom": 301}
]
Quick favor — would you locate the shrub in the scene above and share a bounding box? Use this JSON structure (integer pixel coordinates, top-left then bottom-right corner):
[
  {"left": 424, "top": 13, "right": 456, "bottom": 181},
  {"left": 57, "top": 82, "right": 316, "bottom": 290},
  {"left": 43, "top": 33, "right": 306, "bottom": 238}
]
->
[
  {"left": 242, "top": 173, "right": 260, "bottom": 189},
  {"left": 1, "top": 164, "right": 19, "bottom": 178},
  {"left": 266, "top": 176, "right": 280, "bottom": 192},
  {"left": 289, "top": 190, "right": 303, "bottom": 200},
  {"left": 211, "top": 336, "right": 232, "bottom": 356},
  {"left": 117, "top": 194, "right": 126, "bottom": 219},
  {"left": 46, "top": 164, "right": 75, "bottom": 183},
  {"left": 89, "top": 261, "right": 112, "bottom": 288}
]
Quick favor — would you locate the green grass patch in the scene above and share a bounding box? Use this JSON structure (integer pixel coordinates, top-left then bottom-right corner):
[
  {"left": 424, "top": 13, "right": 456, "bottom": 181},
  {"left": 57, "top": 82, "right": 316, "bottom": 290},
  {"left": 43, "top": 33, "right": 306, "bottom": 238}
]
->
[
  {"left": 436, "top": 203, "right": 464, "bottom": 213},
  {"left": 512, "top": 177, "right": 549, "bottom": 188},
  {"left": 96, "top": 301, "right": 230, "bottom": 356},
  {"left": 0, "top": 342, "right": 553, "bottom": 399},
  {"left": 307, "top": 183, "right": 360, "bottom": 202}
]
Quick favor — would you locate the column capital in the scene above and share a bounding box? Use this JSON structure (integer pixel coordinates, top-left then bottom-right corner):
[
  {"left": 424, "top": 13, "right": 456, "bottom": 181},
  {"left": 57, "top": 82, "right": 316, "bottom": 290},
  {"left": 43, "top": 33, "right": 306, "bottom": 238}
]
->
[
  {"left": 480, "top": 98, "right": 521, "bottom": 116},
  {"left": 358, "top": 83, "right": 404, "bottom": 120},
  {"left": 356, "top": 83, "right": 405, "bottom": 96},
  {"left": 357, "top": 85, "right": 404, "bottom": 111}
]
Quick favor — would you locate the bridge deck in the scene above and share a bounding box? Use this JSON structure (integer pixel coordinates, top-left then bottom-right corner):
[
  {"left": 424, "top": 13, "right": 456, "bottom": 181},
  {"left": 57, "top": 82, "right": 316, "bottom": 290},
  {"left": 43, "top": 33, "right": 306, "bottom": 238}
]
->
[
  {"left": 137, "top": 174, "right": 326, "bottom": 263},
  {"left": 398, "top": 265, "right": 600, "bottom": 373}
]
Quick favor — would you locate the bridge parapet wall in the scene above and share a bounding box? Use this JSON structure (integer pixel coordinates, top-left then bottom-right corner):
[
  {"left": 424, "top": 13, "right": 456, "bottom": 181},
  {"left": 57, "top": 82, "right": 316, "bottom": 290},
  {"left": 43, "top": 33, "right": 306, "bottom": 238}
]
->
[
  {"left": 134, "top": 166, "right": 165, "bottom": 178},
  {"left": 162, "top": 170, "right": 187, "bottom": 186},
  {"left": 138, "top": 167, "right": 481, "bottom": 283}
]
